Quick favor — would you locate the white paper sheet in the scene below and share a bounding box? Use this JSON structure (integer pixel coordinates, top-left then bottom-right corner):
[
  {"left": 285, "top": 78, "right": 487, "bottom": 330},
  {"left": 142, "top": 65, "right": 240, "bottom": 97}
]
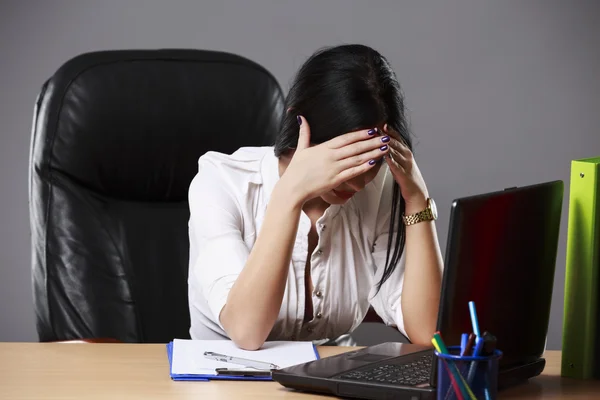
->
[{"left": 171, "top": 339, "right": 319, "bottom": 375}]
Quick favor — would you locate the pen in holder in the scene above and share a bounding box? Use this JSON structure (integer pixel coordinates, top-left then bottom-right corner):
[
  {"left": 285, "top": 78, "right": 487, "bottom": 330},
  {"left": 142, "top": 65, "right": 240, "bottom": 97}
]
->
[{"left": 435, "top": 346, "right": 502, "bottom": 400}]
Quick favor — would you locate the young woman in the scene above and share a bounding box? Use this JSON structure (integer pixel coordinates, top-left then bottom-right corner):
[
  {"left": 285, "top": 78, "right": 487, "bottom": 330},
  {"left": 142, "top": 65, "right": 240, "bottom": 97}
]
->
[{"left": 187, "top": 44, "right": 443, "bottom": 350}]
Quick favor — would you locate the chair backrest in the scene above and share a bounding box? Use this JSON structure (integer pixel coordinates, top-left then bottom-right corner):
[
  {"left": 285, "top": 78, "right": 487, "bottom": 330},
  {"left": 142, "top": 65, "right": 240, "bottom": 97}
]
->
[{"left": 29, "top": 49, "right": 284, "bottom": 342}]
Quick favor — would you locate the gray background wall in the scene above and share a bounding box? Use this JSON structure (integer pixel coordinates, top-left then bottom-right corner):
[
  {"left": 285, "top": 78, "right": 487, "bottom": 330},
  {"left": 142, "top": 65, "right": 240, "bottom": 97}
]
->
[{"left": 1, "top": 0, "right": 599, "bottom": 349}]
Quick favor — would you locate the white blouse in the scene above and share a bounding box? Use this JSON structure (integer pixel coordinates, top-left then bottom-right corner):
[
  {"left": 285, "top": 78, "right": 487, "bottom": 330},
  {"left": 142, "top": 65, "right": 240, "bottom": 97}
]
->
[{"left": 187, "top": 146, "right": 408, "bottom": 342}]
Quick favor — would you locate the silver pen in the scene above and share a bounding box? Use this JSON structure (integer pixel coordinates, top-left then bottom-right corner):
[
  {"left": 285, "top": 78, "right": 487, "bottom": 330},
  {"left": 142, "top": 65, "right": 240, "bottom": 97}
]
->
[{"left": 203, "top": 351, "right": 280, "bottom": 370}]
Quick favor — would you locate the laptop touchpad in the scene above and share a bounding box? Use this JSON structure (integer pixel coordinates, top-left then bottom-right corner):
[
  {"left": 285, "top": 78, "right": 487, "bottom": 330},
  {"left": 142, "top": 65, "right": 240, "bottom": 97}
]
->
[{"left": 348, "top": 353, "right": 394, "bottom": 362}]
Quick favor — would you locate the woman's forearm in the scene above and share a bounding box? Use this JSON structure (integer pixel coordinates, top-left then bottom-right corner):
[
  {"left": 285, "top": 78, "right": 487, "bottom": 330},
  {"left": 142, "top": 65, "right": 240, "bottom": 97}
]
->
[
  {"left": 219, "top": 180, "right": 303, "bottom": 350},
  {"left": 400, "top": 201, "right": 444, "bottom": 345}
]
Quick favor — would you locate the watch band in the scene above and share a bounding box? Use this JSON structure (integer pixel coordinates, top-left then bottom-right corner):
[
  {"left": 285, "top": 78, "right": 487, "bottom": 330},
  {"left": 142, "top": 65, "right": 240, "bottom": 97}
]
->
[
  {"left": 402, "top": 198, "right": 437, "bottom": 226},
  {"left": 403, "top": 208, "right": 434, "bottom": 226}
]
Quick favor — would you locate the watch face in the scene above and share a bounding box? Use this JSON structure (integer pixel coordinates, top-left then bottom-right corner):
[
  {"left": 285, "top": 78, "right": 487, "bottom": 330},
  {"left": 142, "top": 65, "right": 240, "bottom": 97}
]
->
[{"left": 429, "top": 198, "right": 438, "bottom": 219}]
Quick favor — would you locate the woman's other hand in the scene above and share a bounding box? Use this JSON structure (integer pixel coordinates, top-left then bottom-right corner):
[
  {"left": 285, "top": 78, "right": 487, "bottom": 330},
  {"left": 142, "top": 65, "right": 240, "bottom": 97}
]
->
[{"left": 382, "top": 124, "right": 429, "bottom": 213}]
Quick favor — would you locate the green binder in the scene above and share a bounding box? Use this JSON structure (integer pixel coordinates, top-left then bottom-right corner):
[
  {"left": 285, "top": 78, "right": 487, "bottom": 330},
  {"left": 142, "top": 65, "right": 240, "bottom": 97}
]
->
[{"left": 561, "top": 156, "right": 600, "bottom": 379}]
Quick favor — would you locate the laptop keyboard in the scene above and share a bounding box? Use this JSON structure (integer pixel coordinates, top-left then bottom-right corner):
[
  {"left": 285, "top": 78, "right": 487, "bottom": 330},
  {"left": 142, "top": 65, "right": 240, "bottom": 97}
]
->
[{"left": 334, "top": 353, "right": 433, "bottom": 386}]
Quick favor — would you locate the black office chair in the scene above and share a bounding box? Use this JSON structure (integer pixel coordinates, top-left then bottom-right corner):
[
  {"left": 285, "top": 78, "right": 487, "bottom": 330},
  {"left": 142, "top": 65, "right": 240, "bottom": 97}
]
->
[{"left": 29, "top": 49, "right": 284, "bottom": 343}]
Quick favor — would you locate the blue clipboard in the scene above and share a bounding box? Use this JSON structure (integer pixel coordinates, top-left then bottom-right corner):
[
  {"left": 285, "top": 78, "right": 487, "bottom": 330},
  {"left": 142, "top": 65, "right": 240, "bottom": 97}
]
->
[{"left": 166, "top": 341, "right": 320, "bottom": 381}]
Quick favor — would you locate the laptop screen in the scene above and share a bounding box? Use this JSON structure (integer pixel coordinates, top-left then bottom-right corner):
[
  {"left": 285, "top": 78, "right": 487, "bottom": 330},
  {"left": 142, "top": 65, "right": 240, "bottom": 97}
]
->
[{"left": 435, "top": 180, "right": 563, "bottom": 369}]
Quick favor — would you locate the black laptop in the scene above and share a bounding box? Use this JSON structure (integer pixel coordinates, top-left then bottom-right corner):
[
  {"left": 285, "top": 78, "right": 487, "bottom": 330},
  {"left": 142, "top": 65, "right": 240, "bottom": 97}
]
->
[{"left": 272, "top": 180, "right": 564, "bottom": 400}]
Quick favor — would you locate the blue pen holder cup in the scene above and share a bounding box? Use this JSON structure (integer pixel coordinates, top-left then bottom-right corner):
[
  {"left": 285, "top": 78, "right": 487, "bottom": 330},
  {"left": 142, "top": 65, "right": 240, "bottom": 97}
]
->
[{"left": 434, "top": 346, "right": 502, "bottom": 400}]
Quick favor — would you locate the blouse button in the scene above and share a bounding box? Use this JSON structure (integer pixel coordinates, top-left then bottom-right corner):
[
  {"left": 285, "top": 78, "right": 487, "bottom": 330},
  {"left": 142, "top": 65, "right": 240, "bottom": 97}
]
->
[
  {"left": 315, "top": 290, "right": 322, "bottom": 298},
  {"left": 316, "top": 312, "right": 322, "bottom": 319},
  {"left": 316, "top": 249, "right": 323, "bottom": 255},
  {"left": 307, "top": 327, "right": 313, "bottom": 333},
  {"left": 321, "top": 225, "right": 326, "bottom": 231}
]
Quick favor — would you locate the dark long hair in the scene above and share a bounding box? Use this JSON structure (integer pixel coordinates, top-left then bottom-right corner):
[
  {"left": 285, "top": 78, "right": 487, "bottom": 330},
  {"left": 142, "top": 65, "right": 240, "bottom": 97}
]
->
[{"left": 274, "top": 44, "right": 413, "bottom": 292}]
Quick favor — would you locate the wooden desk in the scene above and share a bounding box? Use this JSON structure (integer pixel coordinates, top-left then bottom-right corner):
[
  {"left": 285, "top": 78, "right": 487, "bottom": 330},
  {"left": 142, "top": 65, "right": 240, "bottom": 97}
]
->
[{"left": 0, "top": 343, "right": 598, "bottom": 399}]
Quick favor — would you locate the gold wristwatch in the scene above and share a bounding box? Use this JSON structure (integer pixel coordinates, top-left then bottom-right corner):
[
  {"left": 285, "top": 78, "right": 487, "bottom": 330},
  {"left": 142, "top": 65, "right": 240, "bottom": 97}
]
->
[{"left": 402, "top": 198, "right": 438, "bottom": 226}]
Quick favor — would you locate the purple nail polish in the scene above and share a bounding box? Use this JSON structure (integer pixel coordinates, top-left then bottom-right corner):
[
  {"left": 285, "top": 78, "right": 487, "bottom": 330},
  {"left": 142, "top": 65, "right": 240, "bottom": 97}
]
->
[
  {"left": 368, "top": 159, "right": 376, "bottom": 165},
  {"left": 381, "top": 136, "right": 390, "bottom": 143},
  {"left": 367, "top": 128, "right": 378, "bottom": 135},
  {"left": 297, "top": 116, "right": 302, "bottom": 125},
  {"left": 380, "top": 145, "right": 388, "bottom": 151}
]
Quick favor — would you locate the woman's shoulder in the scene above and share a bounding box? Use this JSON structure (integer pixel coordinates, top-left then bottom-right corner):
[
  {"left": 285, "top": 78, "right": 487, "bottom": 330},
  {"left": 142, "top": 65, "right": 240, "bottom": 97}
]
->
[
  {"left": 198, "top": 146, "right": 273, "bottom": 170},
  {"left": 189, "top": 146, "right": 275, "bottom": 205},
  {"left": 195, "top": 146, "right": 274, "bottom": 182}
]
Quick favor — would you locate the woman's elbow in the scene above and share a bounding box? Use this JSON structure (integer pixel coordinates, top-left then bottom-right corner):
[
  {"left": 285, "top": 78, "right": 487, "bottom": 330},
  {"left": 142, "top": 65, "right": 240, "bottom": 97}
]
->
[
  {"left": 407, "top": 332, "right": 433, "bottom": 347},
  {"left": 220, "top": 311, "right": 267, "bottom": 350},
  {"left": 228, "top": 328, "right": 266, "bottom": 350},
  {"left": 404, "top": 320, "right": 436, "bottom": 346}
]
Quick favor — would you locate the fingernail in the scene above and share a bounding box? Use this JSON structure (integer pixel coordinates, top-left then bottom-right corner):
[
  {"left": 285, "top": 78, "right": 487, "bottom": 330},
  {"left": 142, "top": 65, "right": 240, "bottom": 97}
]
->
[
  {"left": 368, "top": 159, "right": 376, "bottom": 165},
  {"left": 380, "top": 145, "right": 388, "bottom": 151},
  {"left": 381, "top": 136, "right": 390, "bottom": 143},
  {"left": 367, "top": 128, "right": 378, "bottom": 135},
  {"left": 297, "top": 115, "right": 302, "bottom": 125}
]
